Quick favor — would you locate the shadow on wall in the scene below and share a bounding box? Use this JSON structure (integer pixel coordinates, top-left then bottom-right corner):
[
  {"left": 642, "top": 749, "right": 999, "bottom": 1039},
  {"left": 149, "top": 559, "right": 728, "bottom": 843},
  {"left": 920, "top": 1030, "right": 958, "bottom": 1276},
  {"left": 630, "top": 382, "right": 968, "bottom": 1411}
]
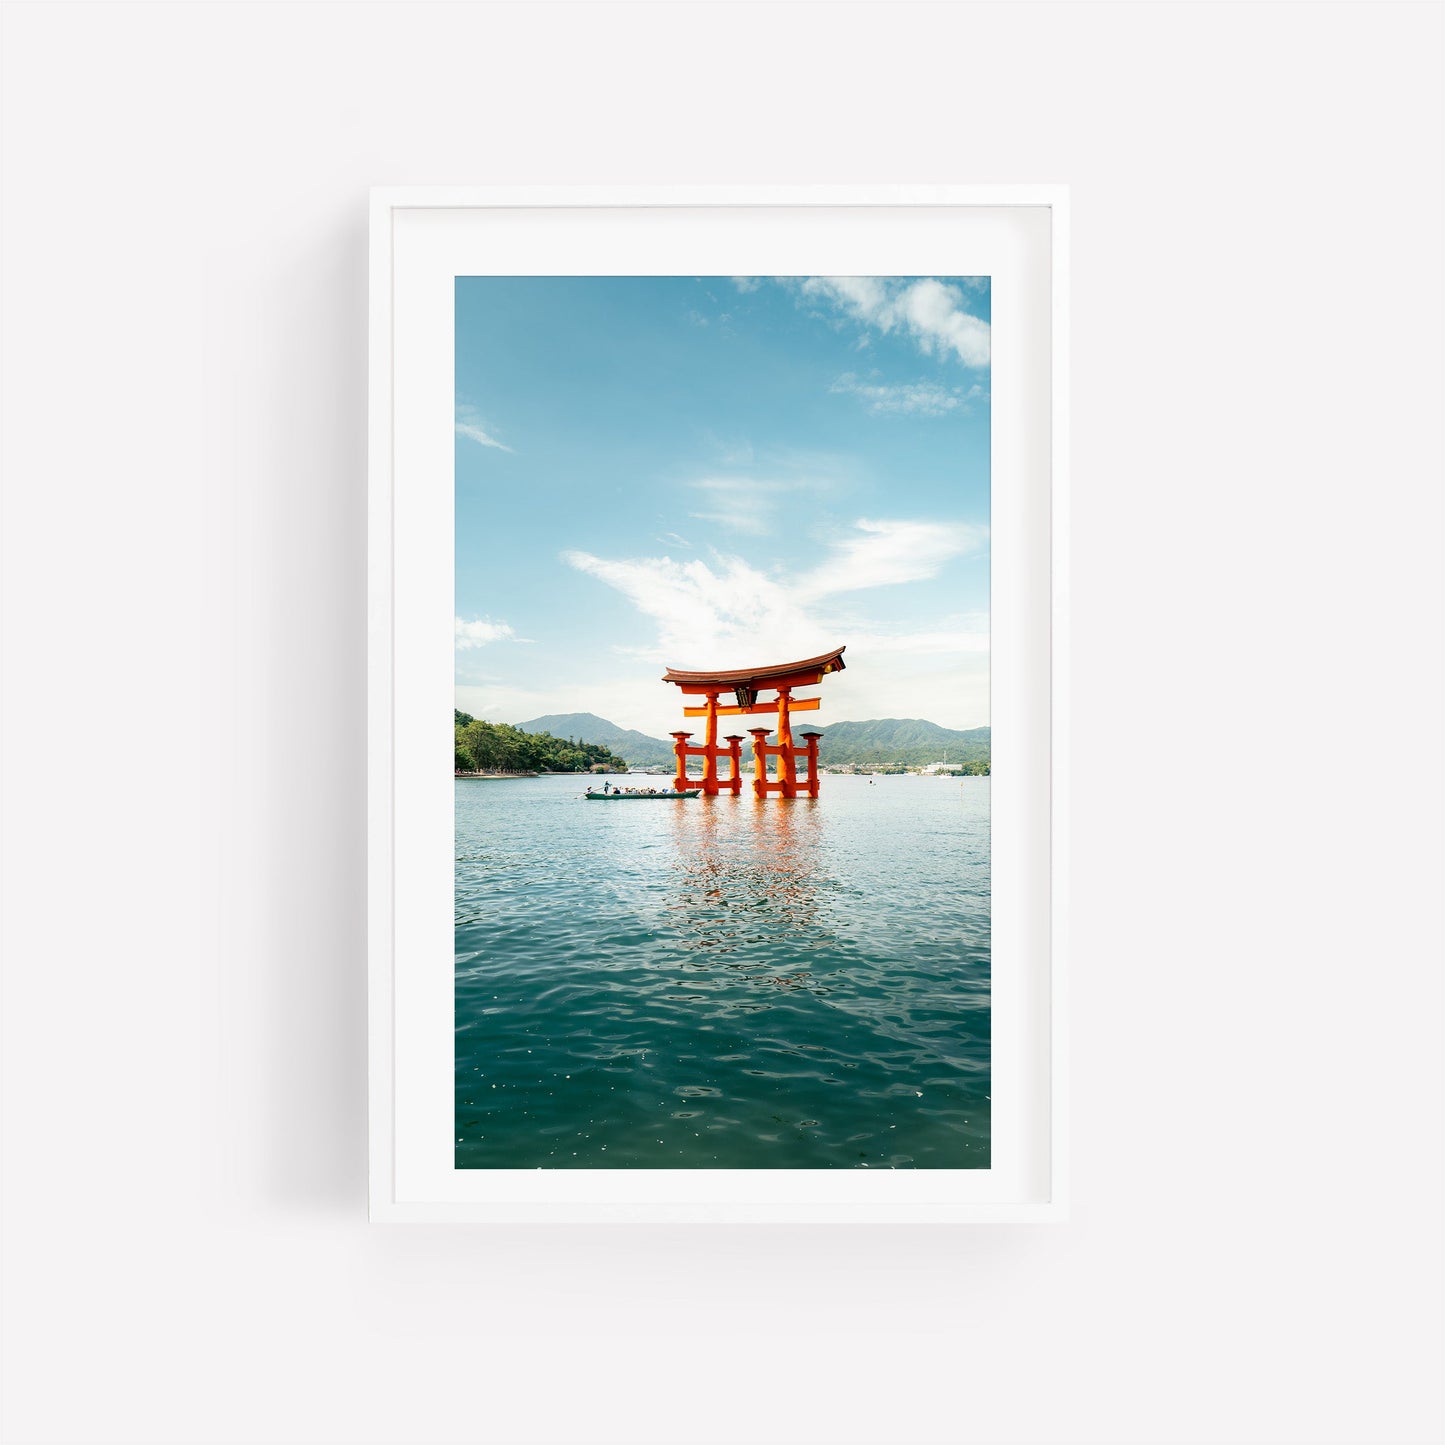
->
[{"left": 216, "top": 207, "right": 369, "bottom": 1214}]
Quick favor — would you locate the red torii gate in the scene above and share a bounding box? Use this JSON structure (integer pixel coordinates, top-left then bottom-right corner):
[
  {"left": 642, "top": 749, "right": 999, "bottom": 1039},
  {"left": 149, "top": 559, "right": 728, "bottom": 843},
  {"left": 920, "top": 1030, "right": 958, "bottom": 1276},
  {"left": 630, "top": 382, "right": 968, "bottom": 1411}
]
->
[{"left": 662, "top": 647, "right": 846, "bottom": 799}]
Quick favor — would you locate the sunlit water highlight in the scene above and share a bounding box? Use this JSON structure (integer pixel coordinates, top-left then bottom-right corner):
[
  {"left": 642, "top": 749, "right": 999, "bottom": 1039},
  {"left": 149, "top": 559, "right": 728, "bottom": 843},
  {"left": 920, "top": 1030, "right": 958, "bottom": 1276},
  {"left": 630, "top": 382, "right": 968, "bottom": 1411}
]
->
[{"left": 456, "top": 773, "right": 989, "bottom": 1168}]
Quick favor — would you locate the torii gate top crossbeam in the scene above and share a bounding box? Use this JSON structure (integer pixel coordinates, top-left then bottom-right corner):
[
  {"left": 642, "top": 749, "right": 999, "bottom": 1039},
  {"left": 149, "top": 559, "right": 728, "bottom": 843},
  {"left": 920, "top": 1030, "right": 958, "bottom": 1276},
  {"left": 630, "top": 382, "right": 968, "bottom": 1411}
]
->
[{"left": 661, "top": 647, "right": 846, "bottom": 694}]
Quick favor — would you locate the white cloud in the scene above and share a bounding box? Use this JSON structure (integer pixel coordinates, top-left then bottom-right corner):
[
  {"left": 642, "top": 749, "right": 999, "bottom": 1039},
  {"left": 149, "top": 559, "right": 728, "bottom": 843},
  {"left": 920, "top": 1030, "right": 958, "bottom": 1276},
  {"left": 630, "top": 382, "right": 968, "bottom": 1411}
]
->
[
  {"left": 796, "top": 276, "right": 990, "bottom": 367},
  {"left": 801, "top": 275, "right": 891, "bottom": 319},
  {"left": 730, "top": 276, "right": 761, "bottom": 293},
  {"left": 561, "top": 549, "right": 808, "bottom": 667},
  {"left": 454, "top": 616, "right": 517, "bottom": 649},
  {"left": 690, "top": 510, "right": 772, "bottom": 537},
  {"left": 686, "top": 475, "right": 822, "bottom": 536},
  {"left": 797, "top": 519, "right": 986, "bottom": 601},
  {"left": 455, "top": 403, "right": 512, "bottom": 452},
  {"left": 473, "top": 527, "right": 990, "bottom": 734},
  {"left": 830, "top": 373, "right": 971, "bottom": 416},
  {"left": 456, "top": 421, "right": 511, "bottom": 451},
  {"left": 557, "top": 517, "right": 988, "bottom": 679}
]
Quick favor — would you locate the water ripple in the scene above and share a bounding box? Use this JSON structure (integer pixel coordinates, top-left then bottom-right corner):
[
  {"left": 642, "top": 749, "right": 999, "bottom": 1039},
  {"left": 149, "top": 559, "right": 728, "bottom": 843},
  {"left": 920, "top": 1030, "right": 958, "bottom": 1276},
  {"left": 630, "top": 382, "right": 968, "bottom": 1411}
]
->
[{"left": 456, "top": 774, "right": 990, "bottom": 1168}]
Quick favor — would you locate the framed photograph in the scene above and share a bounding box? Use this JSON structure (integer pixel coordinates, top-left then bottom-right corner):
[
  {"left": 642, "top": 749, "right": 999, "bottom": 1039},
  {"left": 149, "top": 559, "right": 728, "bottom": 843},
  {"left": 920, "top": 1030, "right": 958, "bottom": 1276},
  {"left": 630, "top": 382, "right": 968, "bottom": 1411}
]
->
[{"left": 369, "top": 186, "right": 1068, "bottom": 1222}]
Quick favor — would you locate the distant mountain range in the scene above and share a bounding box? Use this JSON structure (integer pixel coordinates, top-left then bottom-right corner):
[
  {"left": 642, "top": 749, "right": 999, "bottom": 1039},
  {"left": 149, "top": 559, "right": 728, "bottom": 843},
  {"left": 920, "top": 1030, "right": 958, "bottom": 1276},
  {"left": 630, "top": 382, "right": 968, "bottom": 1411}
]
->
[
  {"left": 809, "top": 719, "right": 990, "bottom": 767},
  {"left": 517, "top": 713, "right": 677, "bottom": 766},
  {"left": 517, "top": 712, "right": 989, "bottom": 768}
]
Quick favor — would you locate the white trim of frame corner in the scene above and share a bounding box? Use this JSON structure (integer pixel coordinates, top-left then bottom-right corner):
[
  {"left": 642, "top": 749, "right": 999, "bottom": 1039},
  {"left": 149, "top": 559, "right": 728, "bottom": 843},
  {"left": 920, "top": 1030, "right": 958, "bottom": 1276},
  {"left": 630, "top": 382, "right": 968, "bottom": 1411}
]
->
[{"left": 367, "top": 187, "right": 1068, "bottom": 1222}]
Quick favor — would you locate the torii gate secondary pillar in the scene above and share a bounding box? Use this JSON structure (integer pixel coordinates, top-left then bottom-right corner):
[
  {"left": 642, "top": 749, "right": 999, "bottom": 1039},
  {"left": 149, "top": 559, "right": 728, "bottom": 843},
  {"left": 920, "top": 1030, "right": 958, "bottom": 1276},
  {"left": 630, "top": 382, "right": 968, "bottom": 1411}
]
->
[
  {"left": 669, "top": 731, "right": 694, "bottom": 793},
  {"left": 799, "top": 732, "right": 823, "bottom": 799},
  {"left": 749, "top": 718, "right": 823, "bottom": 799},
  {"left": 724, "top": 735, "right": 745, "bottom": 792},
  {"left": 669, "top": 716, "right": 746, "bottom": 796}
]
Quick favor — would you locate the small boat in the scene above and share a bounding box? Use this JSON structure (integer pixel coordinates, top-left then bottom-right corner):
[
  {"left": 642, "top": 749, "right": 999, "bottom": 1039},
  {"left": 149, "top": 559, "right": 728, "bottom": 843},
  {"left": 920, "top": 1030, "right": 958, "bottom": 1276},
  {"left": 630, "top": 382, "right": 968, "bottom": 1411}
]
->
[{"left": 585, "top": 788, "right": 701, "bottom": 800}]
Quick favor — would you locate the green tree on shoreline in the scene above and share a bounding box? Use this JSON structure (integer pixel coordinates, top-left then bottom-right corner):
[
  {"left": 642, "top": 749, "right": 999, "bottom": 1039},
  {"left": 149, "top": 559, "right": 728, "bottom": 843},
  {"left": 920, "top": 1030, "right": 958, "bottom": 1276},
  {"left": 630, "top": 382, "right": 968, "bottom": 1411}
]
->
[{"left": 454, "top": 711, "right": 627, "bottom": 773}]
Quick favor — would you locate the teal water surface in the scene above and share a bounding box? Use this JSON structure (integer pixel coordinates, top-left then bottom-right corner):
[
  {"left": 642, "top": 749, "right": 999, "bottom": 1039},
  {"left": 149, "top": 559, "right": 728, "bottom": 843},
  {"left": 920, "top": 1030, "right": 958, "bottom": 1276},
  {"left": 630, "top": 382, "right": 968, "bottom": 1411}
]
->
[{"left": 456, "top": 774, "right": 990, "bottom": 1168}]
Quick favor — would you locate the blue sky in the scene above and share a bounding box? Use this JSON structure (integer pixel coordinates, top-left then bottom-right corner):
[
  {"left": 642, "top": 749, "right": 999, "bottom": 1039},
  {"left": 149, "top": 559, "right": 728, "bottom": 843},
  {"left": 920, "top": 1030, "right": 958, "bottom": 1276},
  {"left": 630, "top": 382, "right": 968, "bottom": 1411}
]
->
[{"left": 455, "top": 276, "right": 990, "bottom": 738}]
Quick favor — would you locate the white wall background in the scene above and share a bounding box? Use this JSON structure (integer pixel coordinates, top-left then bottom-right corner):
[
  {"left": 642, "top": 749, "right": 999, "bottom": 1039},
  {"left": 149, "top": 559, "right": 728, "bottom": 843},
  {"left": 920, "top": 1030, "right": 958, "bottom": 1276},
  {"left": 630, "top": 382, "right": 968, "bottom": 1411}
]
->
[{"left": 2, "top": 4, "right": 1441, "bottom": 1443}]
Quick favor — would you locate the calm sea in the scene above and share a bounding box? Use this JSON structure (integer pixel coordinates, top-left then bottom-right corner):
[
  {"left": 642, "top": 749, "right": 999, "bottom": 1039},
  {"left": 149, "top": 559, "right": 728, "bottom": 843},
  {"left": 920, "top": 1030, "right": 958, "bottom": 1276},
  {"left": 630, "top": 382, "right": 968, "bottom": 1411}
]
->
[{"left": 455, "top": 773, "right": 990, "bottom": 1169}]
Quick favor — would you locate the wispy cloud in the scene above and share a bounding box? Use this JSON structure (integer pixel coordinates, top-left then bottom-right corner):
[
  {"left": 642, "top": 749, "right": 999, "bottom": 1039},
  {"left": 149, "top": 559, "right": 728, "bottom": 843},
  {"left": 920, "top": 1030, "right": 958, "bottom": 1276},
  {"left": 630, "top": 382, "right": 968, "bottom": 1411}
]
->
[
  {"left": 686, "top": 475, "right": 825, "bottom": 537},
  {"left": 797, "top": 519, "right": 986, "bottom": 601},
  {"left": 796, "top": 277, "right": 990, "bottom": 368},
  {"left": 455, "top": 403, "right": 513, "bottom": 452},
  {"left": 562, "top": 549, "right": 804, "bottom": 667},
  {"left": 563, "top": 517, "right": 984, "bottom": 665},
  {"left": 454, "top": 616, "right": 518, "bottom": 649},
  {"left": 829, "top": 373, "right": 986, "bottom": 416},
  {"left": 730, "top": 276, "right": 762, "bottom": 293},
  {"left": 690, "top": 511, "right": 773, "bottom": 536},
  {"left": 560, "top": 522, "right": 989, "bottom": 726},
  {"left": 701, "top": 432, "right": 755, "bottom": 467}
]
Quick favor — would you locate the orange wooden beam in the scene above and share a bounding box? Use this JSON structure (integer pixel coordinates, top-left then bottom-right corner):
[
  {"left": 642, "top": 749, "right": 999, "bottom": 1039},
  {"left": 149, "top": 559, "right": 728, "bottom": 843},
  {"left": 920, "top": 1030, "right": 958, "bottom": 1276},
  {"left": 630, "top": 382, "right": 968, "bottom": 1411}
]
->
[
  {"left": 675, "top": 674, "right": 827, "bottom": 697},
  {"left": 682, "top": 697, "right": 821, "bottom": 718}
]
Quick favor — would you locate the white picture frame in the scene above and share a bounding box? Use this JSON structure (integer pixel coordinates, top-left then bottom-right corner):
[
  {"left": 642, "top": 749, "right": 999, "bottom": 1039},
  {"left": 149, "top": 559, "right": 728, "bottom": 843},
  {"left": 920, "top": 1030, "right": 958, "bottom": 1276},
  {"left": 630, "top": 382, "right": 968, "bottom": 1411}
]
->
[{"left": 369, "top": 186, "right": 1069, "bottom": 1222}]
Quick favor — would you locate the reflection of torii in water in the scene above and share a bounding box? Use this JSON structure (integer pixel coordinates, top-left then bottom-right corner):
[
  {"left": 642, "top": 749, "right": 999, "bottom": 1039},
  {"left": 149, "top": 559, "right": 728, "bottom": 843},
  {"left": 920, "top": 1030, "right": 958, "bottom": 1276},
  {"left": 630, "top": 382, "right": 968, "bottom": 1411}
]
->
[
  {"left": 662, "top": 647, "right": 846, "bottom": 799},
  {"left": 662, "top": 792, "right": 831, "bottom": 971}
]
